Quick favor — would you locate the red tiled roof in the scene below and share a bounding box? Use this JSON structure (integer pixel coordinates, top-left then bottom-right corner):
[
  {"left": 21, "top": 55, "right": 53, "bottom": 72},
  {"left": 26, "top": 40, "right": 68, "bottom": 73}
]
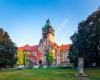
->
[
  {"left": 22, "top": 45, "right": 38, "bottom": 52},
  {"left": 17, "top": 45, "right": 43, "bottom": 58},
  {"left": 59, "top": 44, "right": 71, "bottom": 51},
  {"left": 17, "top": 47, "right": 24, "bottom": 51}
]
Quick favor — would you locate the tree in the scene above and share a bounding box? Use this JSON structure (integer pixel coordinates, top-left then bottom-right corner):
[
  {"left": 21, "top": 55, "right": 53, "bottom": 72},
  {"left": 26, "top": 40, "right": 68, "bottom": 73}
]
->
[
  {"left": 47, "top": 51, "right": 54, "bottom": 66},
  {"left": 0, "top": 28, "right": 17, "bottom": 68},
  {"left": 69, "top": 8, "right": 100, "bottom": 67}
]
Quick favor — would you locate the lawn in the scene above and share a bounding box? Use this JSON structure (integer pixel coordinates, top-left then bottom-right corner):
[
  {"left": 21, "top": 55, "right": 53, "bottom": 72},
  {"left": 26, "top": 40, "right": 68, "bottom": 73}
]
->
[{"left": 0, "top": 68, "right": 100, "bottom": 80}]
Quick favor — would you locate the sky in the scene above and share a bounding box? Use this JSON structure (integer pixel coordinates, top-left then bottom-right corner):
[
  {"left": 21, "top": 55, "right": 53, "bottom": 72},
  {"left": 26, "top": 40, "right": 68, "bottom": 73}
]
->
[{"left": 0, "top": 0, "right": 100, "bottom": 47}]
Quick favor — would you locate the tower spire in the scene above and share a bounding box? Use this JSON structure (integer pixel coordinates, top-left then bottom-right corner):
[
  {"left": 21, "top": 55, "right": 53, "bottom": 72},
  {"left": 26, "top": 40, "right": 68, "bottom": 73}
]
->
[
  {"left": 45, "top": 18, "right": 51, "bottom": 26},
  {"left": 46, "top": 19, "right": 50, "bottom": 25},
  {"left": 43, "top": 19, "right": 51, "bottom": 28}
]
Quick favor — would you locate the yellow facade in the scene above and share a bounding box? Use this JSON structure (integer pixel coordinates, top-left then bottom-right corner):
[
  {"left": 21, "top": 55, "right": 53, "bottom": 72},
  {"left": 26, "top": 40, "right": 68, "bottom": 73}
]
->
[
  {"left": 48, "top": 33, "right": 54, "bottom": 42},
  {"left": 17, "top": 48, "right": 24, "bottom": 65}
]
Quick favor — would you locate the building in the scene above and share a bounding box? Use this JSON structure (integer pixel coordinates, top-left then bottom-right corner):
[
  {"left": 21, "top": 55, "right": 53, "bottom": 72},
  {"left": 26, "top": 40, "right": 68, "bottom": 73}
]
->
[
  {"left": 38, "top": 19, "right": 70, "bottom": 66},
  {"left": 59, "top": 45, "right": 70, "bottom": 65},
  {"left": 17, "top": 19, "right": 71, "bottom": 67},
  {"left": 17, "top": 45, "right": 42, "bottom": 68}
]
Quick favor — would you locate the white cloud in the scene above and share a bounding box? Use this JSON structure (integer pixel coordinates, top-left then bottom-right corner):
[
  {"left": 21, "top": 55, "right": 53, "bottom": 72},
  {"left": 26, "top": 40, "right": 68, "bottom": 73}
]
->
[
  {"left": 55, "top": 17, "right": 69, "bottom": 32},
  {"left": 55, "top": 17, "right": 72, "bottom": 45},
  {"left": 59, "top": 18, "right": 69, "bottom": 29}
]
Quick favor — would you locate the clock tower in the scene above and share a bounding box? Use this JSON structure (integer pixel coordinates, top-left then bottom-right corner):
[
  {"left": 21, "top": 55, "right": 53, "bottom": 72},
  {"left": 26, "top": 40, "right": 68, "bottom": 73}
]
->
[{"left": 42, "top": 19, "right": 55, "bottom": 43}]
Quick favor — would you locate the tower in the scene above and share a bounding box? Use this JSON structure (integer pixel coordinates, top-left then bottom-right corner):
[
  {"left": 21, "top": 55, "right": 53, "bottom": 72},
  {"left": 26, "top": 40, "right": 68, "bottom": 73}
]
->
[
  {"left": 42, "top": 19, "right": 55, "bottom": 43},
  {"left": 38, "top": 19, "right": 55, "bottom": 65}
]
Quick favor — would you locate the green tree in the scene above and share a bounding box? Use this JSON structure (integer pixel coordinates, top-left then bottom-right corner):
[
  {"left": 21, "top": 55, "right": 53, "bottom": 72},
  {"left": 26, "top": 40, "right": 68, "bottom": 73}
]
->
[
  {"left": 47, "top": 51, "right": 54, "bottom": 66},
  {"left": 0, "top": 28, "right": 17, "bottom": 68},
  {"left": 69, "top": 8, "right": 100, "bottom": 67}
]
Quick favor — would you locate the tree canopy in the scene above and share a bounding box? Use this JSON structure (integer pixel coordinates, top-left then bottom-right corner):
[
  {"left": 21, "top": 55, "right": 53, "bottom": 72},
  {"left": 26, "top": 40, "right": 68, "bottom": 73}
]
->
[
  {"left": 0, "top": 28, "right": 17, "bottom": 68},
  {"left": 69, "top": 8, "right": 100, "bottom": 67},
  {"left": 47, "top": 50, "right": 54, "bottom": 66}
]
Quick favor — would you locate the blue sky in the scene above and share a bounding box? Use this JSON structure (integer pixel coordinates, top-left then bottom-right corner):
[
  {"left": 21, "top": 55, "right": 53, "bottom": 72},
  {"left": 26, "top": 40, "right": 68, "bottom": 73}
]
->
[{"left": 0, "top": 0, "right": 100, "bottom": 46}]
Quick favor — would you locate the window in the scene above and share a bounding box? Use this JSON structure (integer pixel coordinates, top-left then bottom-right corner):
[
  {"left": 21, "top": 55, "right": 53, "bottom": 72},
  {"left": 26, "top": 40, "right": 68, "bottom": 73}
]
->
[{"left": 32, "top": 52, "right": 37, "bottom": 56}]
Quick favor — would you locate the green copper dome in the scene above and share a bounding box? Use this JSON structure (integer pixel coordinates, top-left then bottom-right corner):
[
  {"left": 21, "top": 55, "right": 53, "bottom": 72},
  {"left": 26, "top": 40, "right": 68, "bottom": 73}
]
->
[
  {"left": 42, "top": 19, "right": 55, "bottom": 36},
  {"left": 43, "top": 19, "right": 51, "bottom": 28}
]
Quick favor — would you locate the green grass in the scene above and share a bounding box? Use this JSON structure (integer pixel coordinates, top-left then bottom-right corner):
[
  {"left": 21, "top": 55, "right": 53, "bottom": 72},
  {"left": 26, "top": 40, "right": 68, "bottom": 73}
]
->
[{"left": 0, "top": 68, "right": 100, "bottom": 80}]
